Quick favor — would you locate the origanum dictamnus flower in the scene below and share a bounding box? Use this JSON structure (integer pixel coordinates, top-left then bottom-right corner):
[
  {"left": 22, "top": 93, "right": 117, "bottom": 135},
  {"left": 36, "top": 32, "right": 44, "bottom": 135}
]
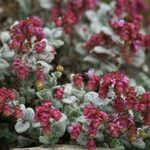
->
[
  {"left": 51, "top": 0, "right": 98, "bottom": 35},
  {"left": 136, "top": 92, "right": 150, "bottom": 126},
  {"left": 9, "top": 16, "right": 45, "bottom": 53},
  {"left": 12, "top": 56, "right": 29, "bottom": 80},
  {"left": 54, "top": 86, "right": 65, "bottom": 100},
  {"left": 115, "top": 0, "right": 149, "bottom": 18},
  {"left": 0, "top": 87, "right": 23, "bottom": 119},
  {"left": 69, "top": 122, "right": 82, "bottom": 139},
  {"left": 34, "top": 99, "right": 62, "bottom": 133}
]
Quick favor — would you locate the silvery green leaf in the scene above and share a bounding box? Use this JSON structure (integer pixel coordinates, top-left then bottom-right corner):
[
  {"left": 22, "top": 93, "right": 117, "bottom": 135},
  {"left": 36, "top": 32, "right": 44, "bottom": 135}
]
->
[
  {"left": 48, "top": 75, "right": 57, "bottom": 87},
  {"left": 132, "top": 50, "right": 145, "bottom": 67},
  {"left": 72, "top": 88, "right": 85, "bottom": 99},
  {"left": 52, "top": 71, "right": 62, "bottom": 79},
  {"left": 15, "top": 120, "right": 30, "bottom": 133},
  {"left": 90, "top": 22, "right": 102, "bottom": 33},
  {"left": 51, "top": 98, "right": 62, "bottom": 109},
  {"left": 2, "top": 45, "right": 15, "bottom": 59},
  {"left": 39, "top": 135, "right": 49, "bottom": 144},
  {"left": 0, "top": 73, "right": 5, "bottom": 81},
  {"left": 52, "top": 119, "right": 66, "bottom": 137},
  {"left": 76, "top": 132, "right": 87, "bottom": 146},
  {"left": 62, "top": 96, "right": 78, "bottom": 104},
  {"left": 59, "top": 114, "right": 67, "bottom": 123},
  {"left": 27, "top": 56, "right": 36, "bottom": 69},
  {"left": 93, "top": 46, "right": 113, "bottom": 55},
  {"left": 135, "top": 86, "right": 145, "bottom": 96},
  {"left": 39, "top": 0, "right": 52, "bottom": 9},
  {"left": 93, "top": 98, "right": 106, "bottom": 107},
  {"left": 36, "top": 61, "right": 51, "bottom": 74},
  {"left": 19, "top": 97, "right": 25, "bottom": 105},
  {"left": 100, "top": 62, "right": 117, "bottom": 72},
  {"left": 16, "top": 0, "right": 30, "bottom": 17},
  {"left": 23, "top": 107, "right": 35, "bottom": 122},
  {"left": 85, "top": 10, "right": 98, "bottom": 22},
  {"left": 51, "top": 28, "right": 63, "bottom": 39},
  {"left": 64, "top": 84, "right": 73, "bottom": 97},
  {"left": 101, "top": 26, "right": 113, "bottom": 36},
  {"left": 36, "top": 89, "right": 52, "bottom": 100},
  {"left": 36, "top": 45, "right": 55, "bottom": 63},
  {"left": 111, "top": 34, "right": 122, "bottom": 44},
  {"left": 129, "top": 79, "right": 137, "bottom": 87},
  {"left": 95, "top": 131, "right": 104, "bottom": 142},
  {"left": 84, "top": 91, "right": 98, "bottom": 103},
  {"left": 107, "top": 86, "right": 115, "bottom": 99},
  {"left": 32, "top": 122, "right": 41, "bottom": 128},
  {"left": 132, "top": 138, "right": 145, "bottom": 149},
  {"left": 75, "top": 43, "right": 87, "bottom": 55},
  {"left": 110, "top": 138, "right": 121, "bottom": 148},
  {"left": 143, "top": 126, "right": 150, "bottom": 137},
  {"left": 83, "top": 55, "right": 99, "bottom": 65},
  {"left": 0, "top": 58, "right": 9, "bottom": 69},
  {"left": 43, "top": 28, "right": 52, "bottom": 39},
  {"left": 76, "top": 116, "right": 88, "bottom": 125},
  {"left": 49, "top": 137, "right": 59, "bottom": 145},
  {"left": 51, "top": 39, "right": 64, "bottom": 48},
  {"left": 0, "top": 31, "right": 10, "bottom": 43},
  {"left": 20, "top": 104, "right": 26, "bottom": 111}
]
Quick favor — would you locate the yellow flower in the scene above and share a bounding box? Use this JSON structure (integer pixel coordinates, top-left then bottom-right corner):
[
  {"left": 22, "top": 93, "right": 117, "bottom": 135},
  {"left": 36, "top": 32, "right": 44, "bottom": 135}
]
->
[
  {"left": 56, "top": 65, "right": 64, "bottom": 72},
  {"left": 36, "top": 81, "right": 44, "bottom": 91},
  {"left": 139, "top": 130, "right": 147, "bottom": 139}
]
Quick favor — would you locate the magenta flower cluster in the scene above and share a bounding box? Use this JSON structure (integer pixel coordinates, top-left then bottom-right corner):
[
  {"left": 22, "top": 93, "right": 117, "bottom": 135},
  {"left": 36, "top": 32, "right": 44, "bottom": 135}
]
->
[
  {"left": 0, "top": 87, "right": 23, "bottom": 118},
  {"left": 34, "top": 100, "right": 62, "bottom": 133}
]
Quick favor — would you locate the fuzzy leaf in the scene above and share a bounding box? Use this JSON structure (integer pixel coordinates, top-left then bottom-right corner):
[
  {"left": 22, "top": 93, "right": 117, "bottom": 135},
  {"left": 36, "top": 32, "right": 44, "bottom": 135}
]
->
[
  {"left": 23, "top": 107, "right": 35, "bottom": 122},
  {"left": 132, "top": 138, "right": 146, "bottom": 149},
  {"left": 39, "top": 135, "right": 49, "bottom": 144},
  {"left": 84, "top": 91, "right": 99, "bottom": 103},
  {"left": 0, "top": 32, "right": 10, "bottom": 43},
  {"left": 135, "top": 86, "right": 145, "bottom": 96},
  {"left": 36, "top": 89, "right": 52, "bottom": 100},
  {"left": 51, "top": 39, "right": 64, "bottom": 48},
  {"left": 76, "top": 132, "right": 87, "bottom": 146},
  {"left": 52, "top": 71, "right": 62, "bottom": 79},
  {"left": 0, "top": 58, "right": 9, "bottom": 69},
  {"left": 51, "top": 28, "right": 63, "bottom": 39},
  {"left": 15, "top": 120, "right": 30, "bottom": 133},
  {"left": 110, "top": 138, "right": 121, "bottom": 148},
  {"left": 62, "top": 96, "right": 78, "bottom": 104}
]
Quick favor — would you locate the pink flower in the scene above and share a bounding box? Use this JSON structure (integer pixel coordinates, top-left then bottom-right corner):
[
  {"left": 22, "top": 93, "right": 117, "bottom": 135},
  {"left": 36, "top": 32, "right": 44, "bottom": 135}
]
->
[
  {"left": 54, "top": 86, "right": 64, "bottom": 99},
  {"left": 3, "top": 104, "right": 12, "bottom": 117},
  {"left": 50, "top": 108, "right": 62, "bottom": 121},
  {"left": 15, "top": 106, "right": 23, "bottom": 119},
  {"left": 84, "top": 103, "right": 108, "bottom": 138},
  {"left": 34, "top": 41, "right": 46, "bottom": 54},
  {"left": 115, "top": 0, "right": 149, "bottom": 17},
  {"left": 85, "top": 32, "right": 115, "bottom": 52},
  {"left": 34, "top": 100, "right": 62, "bottom": 133},
  {"left": 12, "top": 57, "right": 29, "bottom": 80},
  {"left": 86, "top": 70, "right": 100, "bottom": 91},
  {"left": 9, "top": 16, "right": 45, "bottom": 53},
  {"left": 113, "top": 97, "right": 125, "bottom": 111},
  {"left": 143, "top": 112, "right": 150, "bottom": 126},
  {"left": 86, "top": 138, "right": 96, "bottom": 150},
  {"left": 69, "top": 122, "right": 82, "bottom": 139},
  {"left": 108, "top": 122, "right": 122, "bottom": 137},
  {"left": 73, "top": 73, "right": 84, "bottom": 88},
  {"left": 51, "top": 0, "right": 98, "bottom": 35},
  {"left": 110, "top": 113, "right": 137, "bottom": 139},
  {"left": 35, "top": 67, "right": 45, "bottom": 82}
]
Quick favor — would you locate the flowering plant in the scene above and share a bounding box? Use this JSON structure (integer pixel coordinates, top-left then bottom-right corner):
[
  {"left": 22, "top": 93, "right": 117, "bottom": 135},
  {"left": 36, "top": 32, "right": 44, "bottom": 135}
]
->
[{"left": 1, "top": 0, "right": 150, "bottom": 150}]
